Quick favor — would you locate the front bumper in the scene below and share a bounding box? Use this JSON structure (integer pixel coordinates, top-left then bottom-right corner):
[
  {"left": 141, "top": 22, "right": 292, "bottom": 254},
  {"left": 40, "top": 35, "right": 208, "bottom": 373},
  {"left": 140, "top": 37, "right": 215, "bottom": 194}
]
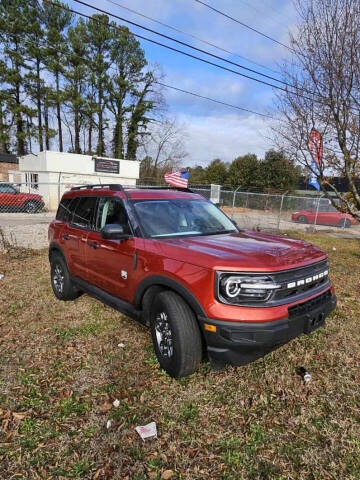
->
[{"left": 199, "top": 290, "right": 337, "bottom": 367}]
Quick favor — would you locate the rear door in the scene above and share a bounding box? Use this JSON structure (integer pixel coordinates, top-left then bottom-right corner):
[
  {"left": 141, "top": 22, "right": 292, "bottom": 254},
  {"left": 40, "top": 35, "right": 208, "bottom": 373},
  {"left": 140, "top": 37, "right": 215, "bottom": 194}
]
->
[
  {"left": 62, "top": 196, "right": 97, "bottom": 279},
  {"left": 85, "top": 196, "right": 141, "bottom": 302}
]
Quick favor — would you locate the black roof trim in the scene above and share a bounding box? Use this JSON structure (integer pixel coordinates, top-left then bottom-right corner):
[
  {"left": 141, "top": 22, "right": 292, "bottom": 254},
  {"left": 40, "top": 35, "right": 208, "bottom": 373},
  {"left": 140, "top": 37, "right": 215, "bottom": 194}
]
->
[{"left": 0, "top": 153, "right": 18, "bottom": 164}]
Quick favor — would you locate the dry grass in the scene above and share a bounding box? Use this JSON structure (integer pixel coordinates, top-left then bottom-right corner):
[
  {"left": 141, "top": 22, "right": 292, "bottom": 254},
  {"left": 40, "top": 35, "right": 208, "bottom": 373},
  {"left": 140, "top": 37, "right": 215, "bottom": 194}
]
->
[{"left": 0, "top": 233, "right": 359, "bottom": 480}]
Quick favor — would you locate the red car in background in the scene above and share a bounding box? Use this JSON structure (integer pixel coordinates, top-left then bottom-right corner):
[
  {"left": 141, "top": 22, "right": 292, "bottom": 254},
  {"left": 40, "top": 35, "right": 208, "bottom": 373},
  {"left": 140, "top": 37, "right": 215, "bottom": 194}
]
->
[
  {"left": 0, "top": 183, "right": 44, "bottom": 213},
  {"left": 292, "top": 201, "right": 357, "bottom": 228}
]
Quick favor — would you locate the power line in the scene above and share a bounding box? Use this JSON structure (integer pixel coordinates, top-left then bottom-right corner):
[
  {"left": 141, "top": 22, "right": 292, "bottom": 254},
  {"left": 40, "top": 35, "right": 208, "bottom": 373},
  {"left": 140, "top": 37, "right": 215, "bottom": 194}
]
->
[
  {"left": 194, "top": 0, "right": 295, "bottom": 53},
  {"left": 103, "top": 0, "right": 281, "bottom": 76},
  {"left": 43, "top": 0, "right": 325, "bottom": 107},
  {"left": 155, "top": 81, "right": 273, "bottom": 118},
  {"left": 71, "top": 0, "right": 304, "bottom": 93},
  {"left": 44, "top": 0, "right": 294, "bottom": 95}
]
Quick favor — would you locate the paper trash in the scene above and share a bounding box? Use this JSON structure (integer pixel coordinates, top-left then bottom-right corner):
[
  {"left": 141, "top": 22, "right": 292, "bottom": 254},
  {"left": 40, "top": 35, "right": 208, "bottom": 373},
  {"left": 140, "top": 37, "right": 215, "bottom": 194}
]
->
[{"left": 135, "top": 421, "right": 157, "bottom": 441}]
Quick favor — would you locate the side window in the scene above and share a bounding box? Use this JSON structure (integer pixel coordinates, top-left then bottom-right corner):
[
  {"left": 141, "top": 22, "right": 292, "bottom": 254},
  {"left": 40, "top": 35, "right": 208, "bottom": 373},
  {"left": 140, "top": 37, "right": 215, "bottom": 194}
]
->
[
  {"left": 72, "top": 196, "right": 97, "bottom": 229},
  {"left": 56, "top": 198, "right": 73, "bottom": 222},
  {"left": 0, "top": 184, "right": 16, "bottom": 193},
  {"left": 96, "top": 198, "right": 131, "bottom": 234}
]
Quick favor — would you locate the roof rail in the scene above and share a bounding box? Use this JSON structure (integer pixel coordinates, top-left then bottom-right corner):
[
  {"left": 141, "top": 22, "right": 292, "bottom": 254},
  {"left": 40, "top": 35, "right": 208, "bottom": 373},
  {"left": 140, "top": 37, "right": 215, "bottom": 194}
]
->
[
  {"left": 70, "top": 184, "right": 194, "bottom": 194},
  {"left": 70, "top": 184, "right": 124, "bottom": 191},
  {"left": 131, "top": 185, "right": 194, "bottom": 193}
]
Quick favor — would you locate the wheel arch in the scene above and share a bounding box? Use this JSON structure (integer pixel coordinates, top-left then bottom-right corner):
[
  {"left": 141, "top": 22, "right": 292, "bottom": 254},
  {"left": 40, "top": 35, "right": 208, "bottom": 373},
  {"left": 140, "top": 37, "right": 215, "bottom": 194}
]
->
[
  {"left": 49, "top": 242, "right": 66, "bottom": 263},
  {"left": 134, "top": 275, "right": 207, "bottom": 321}
]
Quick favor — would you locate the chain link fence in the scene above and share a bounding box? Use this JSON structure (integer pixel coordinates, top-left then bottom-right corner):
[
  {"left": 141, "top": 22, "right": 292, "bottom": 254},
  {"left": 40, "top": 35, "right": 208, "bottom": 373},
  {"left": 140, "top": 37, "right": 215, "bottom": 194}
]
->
[{"left": 1, "top": 181, "right": 359, "bottom": 250}]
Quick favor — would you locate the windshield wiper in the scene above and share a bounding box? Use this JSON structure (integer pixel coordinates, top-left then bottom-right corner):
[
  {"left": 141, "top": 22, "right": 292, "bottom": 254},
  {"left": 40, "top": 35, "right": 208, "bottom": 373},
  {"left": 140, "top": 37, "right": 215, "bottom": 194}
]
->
[{"left": 201, "top": 229, "right": 237, "bottom": 236}]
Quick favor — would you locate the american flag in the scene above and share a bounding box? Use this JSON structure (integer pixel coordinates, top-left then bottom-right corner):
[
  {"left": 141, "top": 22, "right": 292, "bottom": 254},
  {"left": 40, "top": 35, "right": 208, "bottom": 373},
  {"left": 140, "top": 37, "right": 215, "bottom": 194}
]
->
[{"left": 164, "top": 170, "right": 189, "bottom": 188}]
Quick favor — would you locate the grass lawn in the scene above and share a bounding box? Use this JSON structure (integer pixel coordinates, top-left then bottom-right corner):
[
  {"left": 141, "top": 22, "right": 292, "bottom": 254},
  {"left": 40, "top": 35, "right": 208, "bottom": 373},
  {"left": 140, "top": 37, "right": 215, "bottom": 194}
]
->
[{"left": 0, "top": 233, "right": 359, "bottom": 479}]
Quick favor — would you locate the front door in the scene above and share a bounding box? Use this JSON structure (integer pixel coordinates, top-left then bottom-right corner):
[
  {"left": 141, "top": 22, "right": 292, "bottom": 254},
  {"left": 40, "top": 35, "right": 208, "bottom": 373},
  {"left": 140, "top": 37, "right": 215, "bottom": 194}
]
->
[{"left": 85, "top": 196, "right": 140, "bottom": 303}]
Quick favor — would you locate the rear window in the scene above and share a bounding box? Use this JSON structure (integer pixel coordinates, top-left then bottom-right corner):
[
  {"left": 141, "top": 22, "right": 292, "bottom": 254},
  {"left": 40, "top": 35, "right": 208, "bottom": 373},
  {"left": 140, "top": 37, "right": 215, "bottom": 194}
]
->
[
  {"left": 71, "top": 196, "right": 97, "bottom": 229},
  {"left": 56, "top": 198, "right": 73, "bottom": 222}
]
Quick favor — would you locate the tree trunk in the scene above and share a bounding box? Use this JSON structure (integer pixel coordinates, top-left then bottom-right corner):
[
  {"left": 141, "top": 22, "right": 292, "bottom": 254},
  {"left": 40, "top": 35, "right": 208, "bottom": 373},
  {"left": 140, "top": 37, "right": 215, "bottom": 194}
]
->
[
  {"left": 55, "top": 71, "right": 63, "bottom": 152},
  {"left": 36, "top": 58, "right": 43, "bottom": 152},
  {"left": 74, "top": 106, "right": 80, "bottom": 153},
  {"left": 74, "top": 82, "right": 81, "bottom": 153},
  {"left": 44, "top": 103, "right": 50, "bottom": 150},
  {"left": 113, "top": 112, "right": 123, "bottom": 159},
  {"left": 88, "top": 117, "right": 93, "bottom": 153},
  {"left": 0, "top": 107, "right": 9, "bottom": 153},
  {"left": 96, "top": 86, "right": 103, "bottom": 155},
  {"left": 15, "top": 82, "right": 25, "bottom": 156}
]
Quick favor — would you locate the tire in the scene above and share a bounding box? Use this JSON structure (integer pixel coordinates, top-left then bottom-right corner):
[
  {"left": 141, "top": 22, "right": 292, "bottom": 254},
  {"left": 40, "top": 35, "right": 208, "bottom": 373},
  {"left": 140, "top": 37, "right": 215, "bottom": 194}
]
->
[
  {"left": 150, "top": 291, "right": 202, "bottom": 378},
  {"left": 50, "top": 252, "right": 82, "bottom": 301},
  {"left": 24, "top": 200, "right": 41, "bottom": 213},
  {"left": 297, "top": 215, "right": 308, "bottom": 224},
  {"left": 338, "top": 218, "right": 351, "bottom": 228}
]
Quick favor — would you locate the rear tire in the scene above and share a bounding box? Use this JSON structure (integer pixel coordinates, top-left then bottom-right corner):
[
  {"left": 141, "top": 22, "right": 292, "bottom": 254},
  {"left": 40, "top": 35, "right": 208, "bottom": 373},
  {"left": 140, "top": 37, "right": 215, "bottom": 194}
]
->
[
  {"left": 50, "top": 252, "right": 82, "bottom": 301},
  {"left": 150, "top": 291, "right": 202, "bottom": 378}
]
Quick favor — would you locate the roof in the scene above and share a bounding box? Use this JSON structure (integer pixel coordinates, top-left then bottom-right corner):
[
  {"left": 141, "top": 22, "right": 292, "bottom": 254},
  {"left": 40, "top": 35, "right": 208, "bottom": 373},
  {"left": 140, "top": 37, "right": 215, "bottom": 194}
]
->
[
  {"left": 0, "top": 153, "right": 18, "bottom": 164},
  {"left": 126, "top": 189, "right": 203, "bottom": 200},
  {"left": 63, "top": 185, "right": 204, "bottom": 201}
]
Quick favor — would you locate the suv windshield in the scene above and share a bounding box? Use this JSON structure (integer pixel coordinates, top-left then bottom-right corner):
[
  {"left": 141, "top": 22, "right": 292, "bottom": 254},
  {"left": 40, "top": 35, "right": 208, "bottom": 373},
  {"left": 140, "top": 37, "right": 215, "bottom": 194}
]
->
[{"left": 133, "top": 199, "right": 237, "bottom": 238}]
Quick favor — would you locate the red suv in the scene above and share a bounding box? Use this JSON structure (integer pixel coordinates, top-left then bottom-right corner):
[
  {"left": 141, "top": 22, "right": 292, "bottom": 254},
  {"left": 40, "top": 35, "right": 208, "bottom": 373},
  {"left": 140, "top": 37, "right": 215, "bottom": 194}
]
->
[
  {"left": 48, "top": 185, "right": 337, "bottom": 378},
  {"left": 0, "top": 183, "right": 44, "bottom": 213}
]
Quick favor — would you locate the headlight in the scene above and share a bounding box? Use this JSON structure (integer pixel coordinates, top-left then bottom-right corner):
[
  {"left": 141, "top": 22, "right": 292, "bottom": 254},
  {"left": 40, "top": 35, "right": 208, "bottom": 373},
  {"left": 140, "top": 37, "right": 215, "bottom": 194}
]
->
[{"left": 218, "top": 274, "right": 281, "bottom": 304}]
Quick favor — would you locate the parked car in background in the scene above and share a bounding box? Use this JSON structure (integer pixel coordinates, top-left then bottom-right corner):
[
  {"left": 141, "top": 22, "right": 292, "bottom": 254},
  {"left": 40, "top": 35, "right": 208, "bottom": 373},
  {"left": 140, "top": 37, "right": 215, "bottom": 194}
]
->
[
  {"left": 0, "top": 183, "right": 44, "bottom": 213},
  {"left": 49, "top": 184, "right": 336, "bottom": 378},
  {"left": 292, "top": 200, "right": 357, "bottom": 228}
]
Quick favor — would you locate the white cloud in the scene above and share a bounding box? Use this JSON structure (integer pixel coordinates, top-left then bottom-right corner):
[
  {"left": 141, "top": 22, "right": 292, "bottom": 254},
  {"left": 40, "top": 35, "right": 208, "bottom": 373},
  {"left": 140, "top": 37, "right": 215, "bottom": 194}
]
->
[{"left": 177, "top": 112, "right": 273, "bottom": 165}]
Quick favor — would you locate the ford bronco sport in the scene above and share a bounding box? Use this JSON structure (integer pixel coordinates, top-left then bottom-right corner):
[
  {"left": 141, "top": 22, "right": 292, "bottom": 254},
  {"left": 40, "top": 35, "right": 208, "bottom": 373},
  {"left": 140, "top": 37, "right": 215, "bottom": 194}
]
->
[{"left": 48, "top": 184, "right": 337, "bottom": 378}]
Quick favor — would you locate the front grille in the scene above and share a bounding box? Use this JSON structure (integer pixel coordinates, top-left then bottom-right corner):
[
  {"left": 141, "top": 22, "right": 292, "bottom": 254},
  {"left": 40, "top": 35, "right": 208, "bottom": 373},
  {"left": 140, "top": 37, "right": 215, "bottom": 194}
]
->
[
  {"left": 271, "top": 260, "right": 329, "bottom": 302},
  {"left": 288, "top": 290, "right": 332, "bottom": 318}
]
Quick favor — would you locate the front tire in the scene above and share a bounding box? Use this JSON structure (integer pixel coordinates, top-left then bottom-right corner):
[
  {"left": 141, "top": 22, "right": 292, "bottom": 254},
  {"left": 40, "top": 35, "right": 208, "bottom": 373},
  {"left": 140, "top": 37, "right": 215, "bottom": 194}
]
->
[
  {"left": 24, "top": 200, "right": 41, "bottom": 213},
  {"left": 50, "top": 252, "right": 82, "bottom": 301},
  {"left": 150, "top": 291, "right": 202, "bottom": 378},
  {"left": 338, "top": 218, "right": 351, "bottom": 228}
]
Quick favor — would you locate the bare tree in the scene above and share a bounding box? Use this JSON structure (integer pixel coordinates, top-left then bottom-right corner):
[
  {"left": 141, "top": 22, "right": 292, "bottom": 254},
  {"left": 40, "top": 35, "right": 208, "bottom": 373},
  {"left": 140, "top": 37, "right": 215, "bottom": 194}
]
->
[
  {"left": 273, "top": 0, "right": 360, "bottom": 220},
  {"left": 139, "top": 118, "right": 188, "bottom": 184}
]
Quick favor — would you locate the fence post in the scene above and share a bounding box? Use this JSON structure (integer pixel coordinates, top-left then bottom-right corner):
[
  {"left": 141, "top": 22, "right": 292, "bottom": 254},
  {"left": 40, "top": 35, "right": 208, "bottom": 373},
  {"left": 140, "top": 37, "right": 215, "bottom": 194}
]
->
[
  {"left": 314, "top": 193, "right": 323, "bottom": 228},
  {"left": 57, "top": 172, "right": 62, "bottom": 206},
  {"left": 231, "top": 186, "right": 241, "bottom": 219},
  {"left": 277, "top": 191, "right": 288, "bottom": 231}
]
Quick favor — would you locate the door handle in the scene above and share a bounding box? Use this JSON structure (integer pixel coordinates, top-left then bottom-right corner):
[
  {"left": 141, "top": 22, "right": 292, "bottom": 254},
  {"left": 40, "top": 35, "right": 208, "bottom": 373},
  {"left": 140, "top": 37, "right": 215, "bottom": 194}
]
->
[
  {"left": 87, "top": 240, "right": 100, "bottom": 249},
  {"left": 62, "top": 233, "right": 70, "bottom": 240}
]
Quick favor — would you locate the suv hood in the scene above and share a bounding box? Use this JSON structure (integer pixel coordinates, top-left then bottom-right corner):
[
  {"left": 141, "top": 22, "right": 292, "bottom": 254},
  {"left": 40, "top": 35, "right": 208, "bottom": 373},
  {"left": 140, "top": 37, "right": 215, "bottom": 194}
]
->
[{"left": 158, "top": 231, "right": 327, "bottom": 271}]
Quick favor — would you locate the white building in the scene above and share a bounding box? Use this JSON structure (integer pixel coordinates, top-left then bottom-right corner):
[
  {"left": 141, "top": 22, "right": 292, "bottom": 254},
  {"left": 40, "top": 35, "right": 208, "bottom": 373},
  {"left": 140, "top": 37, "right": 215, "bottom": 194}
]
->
[{"left": 8, "top": 151, "right": 140, "bottom": 210}]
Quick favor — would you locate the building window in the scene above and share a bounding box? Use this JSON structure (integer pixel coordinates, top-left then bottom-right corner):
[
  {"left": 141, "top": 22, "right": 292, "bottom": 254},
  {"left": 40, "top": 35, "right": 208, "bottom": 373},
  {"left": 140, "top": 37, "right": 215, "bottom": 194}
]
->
[{"left": 25, "top": 173, "right": 39, "bottom": 190}]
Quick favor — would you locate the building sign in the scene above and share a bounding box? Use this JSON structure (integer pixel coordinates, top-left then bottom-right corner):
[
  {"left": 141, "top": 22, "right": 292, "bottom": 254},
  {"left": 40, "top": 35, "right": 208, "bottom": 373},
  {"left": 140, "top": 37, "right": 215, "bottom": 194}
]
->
[{"left": 93, "top": 157, "right": 120, "bottom": 174}]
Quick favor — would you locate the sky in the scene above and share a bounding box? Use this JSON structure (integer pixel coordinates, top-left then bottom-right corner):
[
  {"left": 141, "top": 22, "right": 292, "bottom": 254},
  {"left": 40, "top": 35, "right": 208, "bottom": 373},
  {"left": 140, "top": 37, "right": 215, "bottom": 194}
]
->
[{"left": 68, "top": 0, "right": 300, "bottom": 166}]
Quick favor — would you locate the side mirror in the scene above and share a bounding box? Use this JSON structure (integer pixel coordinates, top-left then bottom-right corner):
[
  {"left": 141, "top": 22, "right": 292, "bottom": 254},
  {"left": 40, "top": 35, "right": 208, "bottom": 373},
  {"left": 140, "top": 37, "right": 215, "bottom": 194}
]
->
[{"left": 101, "top": 224, "right": 131, "bottom": 240}]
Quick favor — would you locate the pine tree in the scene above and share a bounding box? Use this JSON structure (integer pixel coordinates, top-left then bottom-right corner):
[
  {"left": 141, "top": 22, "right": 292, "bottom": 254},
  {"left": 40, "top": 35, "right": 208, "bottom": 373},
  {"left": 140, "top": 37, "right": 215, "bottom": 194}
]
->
[
  {"left": 87, "top": 14, "right": 112, "bottom": 156},
  {"left": 43, "top": 0, "right": 73, "bottom": 152},
  {"left": 64, "top": 18, "right": 89, "bottom": 154},
  {"left": 126, "top": 71, "right": 154, "bottom": 160},
  {"left": 0, "top": 0, "right": 35, "bottom": 155},
  {"left": 25, "top": 0, "right": 46, "bottom": 151},
  {"left": 108, "top": 25, "right": 148, "bottom": 159}
]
